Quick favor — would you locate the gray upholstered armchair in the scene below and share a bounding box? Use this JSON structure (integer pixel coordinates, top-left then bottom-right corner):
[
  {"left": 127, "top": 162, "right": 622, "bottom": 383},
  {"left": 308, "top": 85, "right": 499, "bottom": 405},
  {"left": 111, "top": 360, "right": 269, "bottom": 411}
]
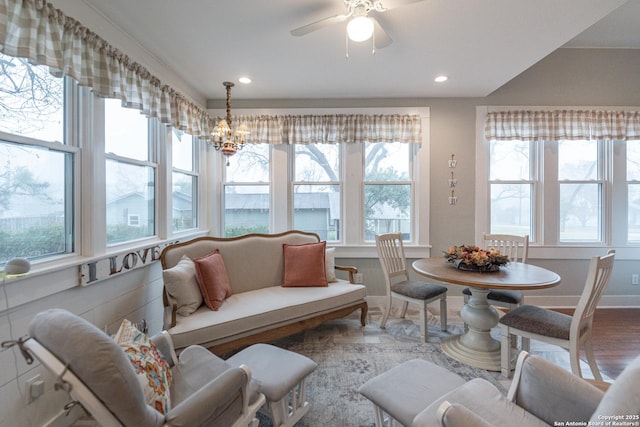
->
[
  {"left": 23, "top": 309, "right": 265, "bottom": 427},
  {"left": 416, "top": 351, "right": 640, "bottom": 426}
]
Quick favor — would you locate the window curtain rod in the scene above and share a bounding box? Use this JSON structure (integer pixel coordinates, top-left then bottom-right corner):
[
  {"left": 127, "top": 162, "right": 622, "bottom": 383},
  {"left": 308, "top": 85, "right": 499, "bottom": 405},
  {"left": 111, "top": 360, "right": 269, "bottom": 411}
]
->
[
  {"left": 0, "top": 0, "right": 214, "bottom": 138},
  {"left": 485, "top": 110, "right": 640, "bottom": 141}
]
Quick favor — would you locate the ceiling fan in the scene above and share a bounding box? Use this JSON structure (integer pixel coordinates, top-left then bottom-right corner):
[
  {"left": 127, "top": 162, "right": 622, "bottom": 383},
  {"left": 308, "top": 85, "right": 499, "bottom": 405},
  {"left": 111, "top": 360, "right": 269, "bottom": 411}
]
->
[{"left": 290, "top": 0, "right": 426, "bottom": 51}]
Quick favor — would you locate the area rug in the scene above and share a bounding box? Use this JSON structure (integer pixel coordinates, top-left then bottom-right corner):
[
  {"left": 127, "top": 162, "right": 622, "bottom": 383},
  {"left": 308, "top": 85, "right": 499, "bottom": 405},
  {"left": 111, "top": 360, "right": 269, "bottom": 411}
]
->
[{"left": 256, "top": 309, "right": 505, "bottom": 427}]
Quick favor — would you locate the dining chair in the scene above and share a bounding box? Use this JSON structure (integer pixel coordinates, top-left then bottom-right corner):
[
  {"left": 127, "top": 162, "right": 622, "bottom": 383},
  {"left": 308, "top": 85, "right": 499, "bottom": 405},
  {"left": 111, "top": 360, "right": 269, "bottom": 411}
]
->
[
  {"left": 462, "top": 234, "right": 530, "bottom": 311},
  {"left": 499, "top": 249, "right": 616, "bottom": 379},
  {"left": 375, "top": 233, "right": 448, "bottom": 342}
]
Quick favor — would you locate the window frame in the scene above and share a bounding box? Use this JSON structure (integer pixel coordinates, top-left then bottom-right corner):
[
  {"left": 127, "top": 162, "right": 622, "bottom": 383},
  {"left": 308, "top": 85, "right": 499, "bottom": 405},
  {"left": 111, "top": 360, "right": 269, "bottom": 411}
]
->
[
  {"left": 293, "top": 142, "right": 342, "bottom": 242},
  {"left": 0, "top": 65, "right": 77, "bottom": 266},
  {"left": 103, "top": 102, "right": 158, "bottom": 247},
  {"left": 221, "top": 142, "right": 272, "bottom": 237},
  {"left": 0, "top": 132, "right": 78, "bottom": 263},
  {"left": 555, "top": 139, "right": 607, "bottom": 243},
  {"left": 363, "top": 141, "right": 415, "bottom": 242},
  {"left": 210, "top": 107, "right": 430, "bottom": 258},
  {"left": 170, "top": 131, "right": 200, "bottom": 234}
]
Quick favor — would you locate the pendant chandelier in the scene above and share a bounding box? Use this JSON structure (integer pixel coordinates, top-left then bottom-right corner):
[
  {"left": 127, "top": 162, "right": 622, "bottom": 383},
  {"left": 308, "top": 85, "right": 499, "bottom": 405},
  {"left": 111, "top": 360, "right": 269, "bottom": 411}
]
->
[{"left": 211, "top": 81, "right": 249, "bottom": 166}]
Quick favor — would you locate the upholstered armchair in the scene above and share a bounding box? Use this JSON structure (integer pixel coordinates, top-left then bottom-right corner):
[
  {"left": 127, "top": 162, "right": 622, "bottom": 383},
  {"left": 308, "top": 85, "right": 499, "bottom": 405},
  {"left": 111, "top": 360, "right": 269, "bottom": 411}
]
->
[
  {"left": 416, "top": 351, "right": 640, "bottom": 427},
  {"left": 23, "top": 309, "right": 265, "bottom": 427}
]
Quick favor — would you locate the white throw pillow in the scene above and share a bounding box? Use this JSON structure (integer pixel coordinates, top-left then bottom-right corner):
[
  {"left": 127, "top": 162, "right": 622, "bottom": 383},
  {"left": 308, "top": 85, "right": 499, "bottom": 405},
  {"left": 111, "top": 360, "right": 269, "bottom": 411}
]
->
[
  {"left": 162, "top": 255, "right": 203, "bottom": 316},
  {"left": 325, "top": 247, "right": 337, "bottom": 283}
]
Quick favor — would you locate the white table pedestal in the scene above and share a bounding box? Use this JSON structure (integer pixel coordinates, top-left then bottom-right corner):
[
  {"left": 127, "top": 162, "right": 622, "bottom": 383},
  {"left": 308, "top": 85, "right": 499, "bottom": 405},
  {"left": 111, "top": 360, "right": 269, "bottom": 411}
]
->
[{"left": 440, "top": 287, "right": 504, "bottom": 371}]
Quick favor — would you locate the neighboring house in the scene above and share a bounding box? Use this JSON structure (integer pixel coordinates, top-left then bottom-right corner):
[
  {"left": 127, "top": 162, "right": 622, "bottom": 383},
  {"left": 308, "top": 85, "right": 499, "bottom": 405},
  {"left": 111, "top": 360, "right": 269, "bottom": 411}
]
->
[
  {"left": 225, "top": 192, "right": 340, "bottom": 240},
  {"left": 106, "top": 190, "right": 195, "bottom": 229},
  {"left": 106, "top": 191, "right": 152, "bottom": 228},
  {"left": 173, "top": 190, "right": 195, "bottom": 230}
]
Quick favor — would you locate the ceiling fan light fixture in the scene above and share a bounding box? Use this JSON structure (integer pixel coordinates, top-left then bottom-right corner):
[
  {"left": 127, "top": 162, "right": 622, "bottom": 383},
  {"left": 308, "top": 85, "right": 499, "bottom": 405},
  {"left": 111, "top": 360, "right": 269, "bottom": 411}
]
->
[{"left": 347, "top": 16, "right": 374, "bottom": 42}]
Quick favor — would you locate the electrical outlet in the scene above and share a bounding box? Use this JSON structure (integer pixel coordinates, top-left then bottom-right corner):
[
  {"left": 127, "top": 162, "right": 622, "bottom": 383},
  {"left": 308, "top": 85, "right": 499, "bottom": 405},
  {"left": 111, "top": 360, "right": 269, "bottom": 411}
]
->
[
  {"left": 353, "top": 273, "right": 363, "bottom": 283},
  {"left": 26, "top": 374, "right": 44, "bottom": 403},
  {"left": 632, "top": 274, "right": 639, "bottom": 286}
]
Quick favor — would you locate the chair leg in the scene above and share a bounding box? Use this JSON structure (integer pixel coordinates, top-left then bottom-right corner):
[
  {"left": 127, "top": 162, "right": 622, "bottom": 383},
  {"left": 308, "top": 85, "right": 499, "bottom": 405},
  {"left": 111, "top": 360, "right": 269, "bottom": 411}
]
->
[
  {"left": 380, "top": 297, "right": 392, "bottom": 329},
  {"left": 569, "top": 338, "right": 583, "bottom": 379},
  {"left": 509, "top": 303, "right": 518, "bottom": 348},
  {"left": 372, "top": 404, "right": 385, "bottom": 427},
  {"left": 419, "top": 305, "right": 427, "bottom": 342},
  {"left": 439, "top": 296, "right": 447, "bottom": 331},
  {"left": 583, "top": 333, "right": 603, "bottom": 382},
  {"left": 399, "top": 301, "right": 409, "bottom": 319},
  {"left": 500, "top": 325, "right": 511, "bottom": 378}
]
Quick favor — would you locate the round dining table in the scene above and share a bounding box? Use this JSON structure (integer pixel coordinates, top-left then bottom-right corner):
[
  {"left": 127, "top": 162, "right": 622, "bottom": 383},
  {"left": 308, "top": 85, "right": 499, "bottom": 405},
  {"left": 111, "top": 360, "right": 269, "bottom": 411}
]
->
[{"left": 412, "top": 258, "right": 561, "bottom": 371}]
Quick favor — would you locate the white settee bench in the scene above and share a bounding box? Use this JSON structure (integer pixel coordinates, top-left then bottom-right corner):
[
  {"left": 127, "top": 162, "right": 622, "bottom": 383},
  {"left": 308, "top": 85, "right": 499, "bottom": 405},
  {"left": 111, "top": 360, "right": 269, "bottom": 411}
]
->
[{"left": 160, "top": 230, "right": 368, "bottom": 355}]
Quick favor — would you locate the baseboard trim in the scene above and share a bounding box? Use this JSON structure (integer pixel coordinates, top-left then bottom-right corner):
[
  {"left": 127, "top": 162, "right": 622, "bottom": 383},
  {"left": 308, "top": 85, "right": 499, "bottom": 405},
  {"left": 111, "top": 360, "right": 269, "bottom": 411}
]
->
[{"left": 520, "top": 294, "right": 640, "bottom": 309}]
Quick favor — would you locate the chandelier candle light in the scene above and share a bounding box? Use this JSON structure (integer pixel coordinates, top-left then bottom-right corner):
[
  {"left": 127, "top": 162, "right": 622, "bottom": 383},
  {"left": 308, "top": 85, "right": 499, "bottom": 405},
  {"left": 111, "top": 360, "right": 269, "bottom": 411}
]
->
[{"left": 211, "top": 82, "right": 250, "bottom": 166}]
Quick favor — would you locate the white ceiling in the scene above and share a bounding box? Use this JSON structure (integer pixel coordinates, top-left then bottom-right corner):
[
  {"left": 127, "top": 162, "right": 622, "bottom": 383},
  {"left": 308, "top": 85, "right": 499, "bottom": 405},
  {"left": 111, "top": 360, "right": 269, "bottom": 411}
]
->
[{"left": 79, "top": 0, "right": 639, "bottom": 101}]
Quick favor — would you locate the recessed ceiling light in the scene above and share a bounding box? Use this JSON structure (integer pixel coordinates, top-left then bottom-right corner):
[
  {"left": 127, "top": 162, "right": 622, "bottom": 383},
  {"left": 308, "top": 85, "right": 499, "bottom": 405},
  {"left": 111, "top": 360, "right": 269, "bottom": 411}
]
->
[
  {"left": 238, "top": 77, "right": 252, "bottom": 84},
  {"left": 434, "top": 75, "right": 448, "bottom": 83}
]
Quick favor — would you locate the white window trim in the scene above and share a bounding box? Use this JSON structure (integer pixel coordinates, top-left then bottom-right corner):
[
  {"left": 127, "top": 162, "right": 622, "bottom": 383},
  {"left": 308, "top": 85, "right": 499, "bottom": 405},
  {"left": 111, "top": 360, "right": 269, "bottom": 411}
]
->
[
  {"left": 208, "top": 107, "right": 431, "bottom": 258},
  {"left": 476, "top": 105, "right": 640, "bottom": 260},
  {"left": 167, "top": 132, "right": 203, "bottom": 238}
]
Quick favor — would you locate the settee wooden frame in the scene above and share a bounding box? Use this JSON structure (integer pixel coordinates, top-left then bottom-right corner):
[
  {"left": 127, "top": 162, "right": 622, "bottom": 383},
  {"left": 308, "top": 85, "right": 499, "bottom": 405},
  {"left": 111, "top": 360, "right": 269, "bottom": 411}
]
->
[{"left": 160, "top": 230, "right": 368, "bottom": 356}]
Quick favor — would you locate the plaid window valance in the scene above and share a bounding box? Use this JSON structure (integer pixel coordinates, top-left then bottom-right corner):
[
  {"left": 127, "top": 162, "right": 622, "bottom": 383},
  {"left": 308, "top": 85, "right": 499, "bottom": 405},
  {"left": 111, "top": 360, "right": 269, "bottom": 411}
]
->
[
  {"left": 0, "top": 0, "right": 214, "bottom": 138},
  {"left": 485, "top": 110, "right": 640, "bottom": 141},
  {"left": 232, "top": 113, "right": 422, "bottom": 145}
]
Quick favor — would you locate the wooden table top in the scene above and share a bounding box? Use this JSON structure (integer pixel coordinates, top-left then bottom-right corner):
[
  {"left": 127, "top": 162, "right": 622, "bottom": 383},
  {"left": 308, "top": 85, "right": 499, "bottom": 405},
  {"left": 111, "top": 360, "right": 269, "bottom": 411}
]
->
[{"left": 412, "top": 258, "right": 561, "bottom": 290}]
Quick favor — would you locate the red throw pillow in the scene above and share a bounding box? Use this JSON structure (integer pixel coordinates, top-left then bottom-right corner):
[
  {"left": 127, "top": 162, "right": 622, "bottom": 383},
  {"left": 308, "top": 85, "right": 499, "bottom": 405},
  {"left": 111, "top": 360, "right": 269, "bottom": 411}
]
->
[
  {"left": 193, "top": 250, "right": 232, "bottom": 310},
  {"left": 282, "top": 241, "right": 328, "bottom": 287}
]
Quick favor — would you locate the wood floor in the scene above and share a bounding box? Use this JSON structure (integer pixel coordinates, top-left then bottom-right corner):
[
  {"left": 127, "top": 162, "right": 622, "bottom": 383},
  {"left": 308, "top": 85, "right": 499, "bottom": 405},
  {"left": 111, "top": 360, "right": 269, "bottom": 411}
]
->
[{"left": 556, "top": 308, "right": 640, "bottom": 380}]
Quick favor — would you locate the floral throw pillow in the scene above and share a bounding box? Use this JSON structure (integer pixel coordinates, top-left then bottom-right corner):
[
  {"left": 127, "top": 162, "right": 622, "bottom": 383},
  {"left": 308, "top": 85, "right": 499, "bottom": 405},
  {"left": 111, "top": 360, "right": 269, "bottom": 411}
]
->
[{"left": 113, "top": 319, "right": 172, "bottom": 414}]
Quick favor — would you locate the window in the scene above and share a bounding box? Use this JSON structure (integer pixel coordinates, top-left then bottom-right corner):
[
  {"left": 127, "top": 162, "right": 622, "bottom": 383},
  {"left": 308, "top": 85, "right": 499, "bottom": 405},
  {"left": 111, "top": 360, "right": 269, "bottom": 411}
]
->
[
  {"left": 223, "top": 143, "right": 270, "bottom": 237},
  {"left": 488, "top": 140, "right": 534, "bottom": 237},
  {"left": 364, "top": 142, "right": 413, "bottom": 241},
  {"left": 212, "top": 108, "right": 429, "bottom": 248},
  {"left": 478, "top": 107, "right": 640, "bottom": 251},
  {"left": 0, "top": 53, "right": 73, "bottom": 264},
  {"left": 1, "top": 48, "right": 204, "bottom": 273},
  {"left": 104, "top": 98, "right": 155, "bottom": 245},
  {"left": 219, "top": 142, "right": 419, "bottom": 243},
  {"left": 294, "top": 143, "right": 341, "bottom": 241},
  {"left": 486, "top": 138, "right": 607, "bottom": 245},
  {"left": 172, "top": 130, "right": 198, "bottom": 232},
  {"left": 558, "top": 140, "right": 602, "bottom": 242}
]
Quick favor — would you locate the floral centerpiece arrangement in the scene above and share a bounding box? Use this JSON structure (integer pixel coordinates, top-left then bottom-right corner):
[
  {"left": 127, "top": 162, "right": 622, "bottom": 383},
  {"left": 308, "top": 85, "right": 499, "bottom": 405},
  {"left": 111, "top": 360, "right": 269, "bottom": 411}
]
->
[{"left": 444, "top": 245, "right": 509, "bottom": 272}]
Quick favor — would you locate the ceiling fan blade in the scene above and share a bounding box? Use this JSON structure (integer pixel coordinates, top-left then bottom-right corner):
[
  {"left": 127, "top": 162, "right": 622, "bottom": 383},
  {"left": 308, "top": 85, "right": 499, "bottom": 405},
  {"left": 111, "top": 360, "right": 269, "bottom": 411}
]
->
[
  {"left": 290, "top": 14, "right": 348, "bottom": 36},
  {"left": 371, "top": 17, "right": 393, "bottom": 49},
  {"left": 379, "top": 0, "right": 426, "bottom": 12}
]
